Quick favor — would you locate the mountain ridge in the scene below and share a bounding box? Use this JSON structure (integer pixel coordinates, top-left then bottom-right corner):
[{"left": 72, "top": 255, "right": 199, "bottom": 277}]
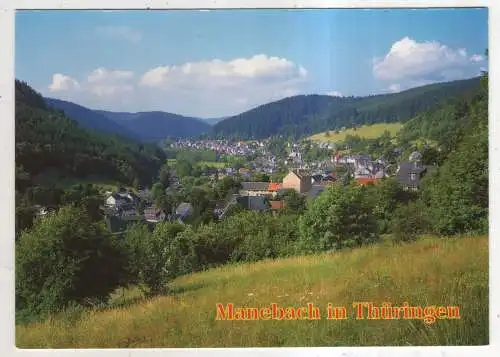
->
[
  {"left": 213, "top": 77, "right": 482, "bottom": 139},
  {"left": 45, "top": 99, "right": 212, "bottom": 142}
]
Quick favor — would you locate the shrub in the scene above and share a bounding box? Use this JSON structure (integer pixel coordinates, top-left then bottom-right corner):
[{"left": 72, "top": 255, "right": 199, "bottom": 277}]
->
[
  {"left": 298, "top": 184, "right": 379, "bottom": 253},
  {"left": 16, "top": 205, "right": 126, "bottom": 320},
  {"left": 391, "top": 200, "right": 429, "bottom": 243}
]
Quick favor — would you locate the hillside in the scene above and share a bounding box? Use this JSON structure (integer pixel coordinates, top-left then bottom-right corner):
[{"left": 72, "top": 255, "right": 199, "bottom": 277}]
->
[
  {"left": 96, "top": 110, "right": 212, "bottom": 141},
  {"left": 310, "top": 123, "right": 403, "bottom": 142},
  {"left": 45, "top": 98, "right": 138, "bottom": 140},
  {"left": 45, "top": 99, "right": 212, "bottom": 142},
  {"left": 213, "top": 77, "right": 481, "bottom": 139},
  {"left": 16, "top": 235, "right": 488, "bottom": 347},
  {"left": 15, "top": 80, "right": 166, "bottom": 191}
]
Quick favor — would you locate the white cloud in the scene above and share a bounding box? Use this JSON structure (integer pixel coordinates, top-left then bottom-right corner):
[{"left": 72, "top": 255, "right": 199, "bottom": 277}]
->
[
  {"left": 48, "top": 73, "right": 80, "bottom": 92},
  {"left": 45, "top": 54, "right": 309, "bottom": 117},
  {"left": 95, "top": 26, "right": 142, "bottom": 43},
  {"left": 87, "top": 67, "right": 134, "bottom": 83},
  {"left": 327, "top": 90, "right": 343, "bottom": 97},
  {"left": 470, "top": 54, "right": 485, "bottom": 62},
  {"left": 388, "top": 84, "right": 401, "bottom": 93},
  {"left": 85, "top": 68, "right": 135, "bottom": 97},
  {"left": 140, "top": 54, "right": 307, "bottom": 87},
  {"left": 137, "top": 54, "right": 308, "bottom": 115},
  {"left": 373, "top": 37, "right": 486, "bottom": 90}
]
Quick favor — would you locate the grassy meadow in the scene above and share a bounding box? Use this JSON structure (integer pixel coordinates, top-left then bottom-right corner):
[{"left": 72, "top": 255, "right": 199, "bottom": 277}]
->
[
  {"left": 166, "top": 158, "right": 226, "bottom": 168},
  {"left": 16, "top": 235, "right": 488, "bottom": 348},
  {"left": 310, "top": 123, "right": 403, "bottom": 143}
]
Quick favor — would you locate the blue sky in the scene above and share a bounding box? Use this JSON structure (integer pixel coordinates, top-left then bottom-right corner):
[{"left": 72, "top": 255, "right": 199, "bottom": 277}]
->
[{"left": 16, "top": 8, "right": 488, "bottom": 118}]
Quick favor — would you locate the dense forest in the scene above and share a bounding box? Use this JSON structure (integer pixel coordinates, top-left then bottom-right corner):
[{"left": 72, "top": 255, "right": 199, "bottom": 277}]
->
[
  {"left": 213, "top": 77, "right": 481, "bottom": 139},
  {"left": 16, "top": 80, "right": 167, "bottom": 199}
]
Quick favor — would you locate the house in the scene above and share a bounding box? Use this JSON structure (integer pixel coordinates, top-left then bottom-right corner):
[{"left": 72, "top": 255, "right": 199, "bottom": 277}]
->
[
  {"left": 357, "top": 177, "right": 381, "bottom": 186},
  {"left": 33, "top": 205, "right": 56, "bottom": 218},
  {"left": 106, "top": 191, "right": 137, "bottom": 209},
  {"left": 144, "top": 204, "right": 166, "bottom": 223},
  {"left": 236, "top": 196, "right": 269, "bottom": 211},
  {"left": 282, "top": 170, "right": 312, "bottom": 194},
  {"left": 106, "top": 194, "right": 127, "bottom": 208},
  {"left": 239, "top": 182, "right": 273, "bottom": 197},
  {"left": 175, "top": 202, "right": 194, "bottom": 220},
  {"left": 269, "top": 200, "right": 286, "bottom": 211},
  {"left": 396, "top": 161, "right": 427, "bottom": 191}
]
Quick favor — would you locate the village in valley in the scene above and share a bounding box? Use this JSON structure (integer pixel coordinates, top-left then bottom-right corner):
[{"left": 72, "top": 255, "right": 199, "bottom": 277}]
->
[
  {"left": 43, "top": 133, "right": 434, "bottom": 235},
  {"left": 14, "top": 7, "right": 488, "bottom": 348}
]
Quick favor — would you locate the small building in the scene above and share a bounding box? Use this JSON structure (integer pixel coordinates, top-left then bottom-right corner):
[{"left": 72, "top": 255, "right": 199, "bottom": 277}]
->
[
  {"left": 269, "top": 200, "right": 286, "bottom": 211},
  {"left": 175, "top": 202, "right": 194, "bottom": 220},
  {"left": 144, "top": 204, "right": 166, "bottom": 223},
  {"left": 239, "top": 182, "right": 273, "bottom": 197},
  {"left": 282, "top": 170, "right": 312, "bottom": 194},
  {"left": 106, "top": 191, "right": 137, "bottom": 209},
  {"left": 236, "top": 196, "right": 269, "bottom": 212},
  {"left": 356, "top": 177, "right": 382, "bottom": 186},
  {"left": 396, "top": 161, "right": 428, "bottom": 191}
]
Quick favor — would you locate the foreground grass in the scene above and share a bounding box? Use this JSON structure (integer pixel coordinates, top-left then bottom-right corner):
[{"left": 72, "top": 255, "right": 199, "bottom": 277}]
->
[
  {"left": 16, "top": 235, "right": 488, "bottom": 348},
  {"left": 310, "top": 123, "right": 403, "bottom": 143}
]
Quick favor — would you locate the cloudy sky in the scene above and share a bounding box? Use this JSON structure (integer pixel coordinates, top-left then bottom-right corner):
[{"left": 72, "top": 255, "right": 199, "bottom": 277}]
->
[{"left": 16, "top": 8, "right": 488, "bottom": 118}]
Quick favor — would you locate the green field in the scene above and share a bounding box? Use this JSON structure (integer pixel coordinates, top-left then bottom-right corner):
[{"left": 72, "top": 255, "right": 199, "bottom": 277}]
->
[
  {"left": 16, "top": 235, "right": 488, "bottom": 348},
  {"left": 310, "top": 123, "right": 403, "bottom": 143},
  {"left": 167, "top": 159, "right": 226, "bottom": 169}
]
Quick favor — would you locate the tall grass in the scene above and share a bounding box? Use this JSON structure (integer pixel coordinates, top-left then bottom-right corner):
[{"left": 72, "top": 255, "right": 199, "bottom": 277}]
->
[{"left": 16, "top": 235, "right": 488, "bottom": 348}]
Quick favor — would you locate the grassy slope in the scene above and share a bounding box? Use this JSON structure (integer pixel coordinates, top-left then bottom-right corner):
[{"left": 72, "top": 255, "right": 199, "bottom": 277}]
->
[
  {"left": 167, "top": 159, "right": 226, "bottom": 168},
  {"left": 310, "top": 123, "right": 403, "bottom": 143},
  {"left": 16, "top": 235, "right": 488, "bottom": 348}
]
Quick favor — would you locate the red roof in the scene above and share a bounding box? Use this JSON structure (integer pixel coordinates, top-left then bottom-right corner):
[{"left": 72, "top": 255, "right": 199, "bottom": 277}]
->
[
  {"left": 270, "top": 200, "right": 285, "bottom": 210},
  {"left": 357, "top": 177, "right": 381, "bottom": 186},
  {"left": 268, "top": 182, "right": 282, "bottom": 191}
]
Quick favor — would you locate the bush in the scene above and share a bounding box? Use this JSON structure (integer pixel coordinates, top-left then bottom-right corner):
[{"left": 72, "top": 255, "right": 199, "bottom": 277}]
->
[
  {"left": 298, "top": 184, "right": 379, "bottom": 253},
  {"left": 123, "top": 222, "right": 186, "bottom": 296},
  {"left": 16, "top": 205, "right": 127, "bottom": 320},
  {"left": 391, "top": 200, "right": 429, "bottom": 243}
]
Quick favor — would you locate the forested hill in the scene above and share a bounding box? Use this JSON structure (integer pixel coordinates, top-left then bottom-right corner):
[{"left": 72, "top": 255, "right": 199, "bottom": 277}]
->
[
  {"left": 94, "top": 110, "right": 212, "bottom": 142},
  {"left": 213, "top": 77, "right": 481, "bottom": 139},
  {"left": 45, "top": 98, "right": 138, "bottom": 140},
  {"left": 45, "top": 99, "right": 212, "bottom": 142},
  {"left": 15, "top": 80, "right": 167, "bottom": 192}
]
